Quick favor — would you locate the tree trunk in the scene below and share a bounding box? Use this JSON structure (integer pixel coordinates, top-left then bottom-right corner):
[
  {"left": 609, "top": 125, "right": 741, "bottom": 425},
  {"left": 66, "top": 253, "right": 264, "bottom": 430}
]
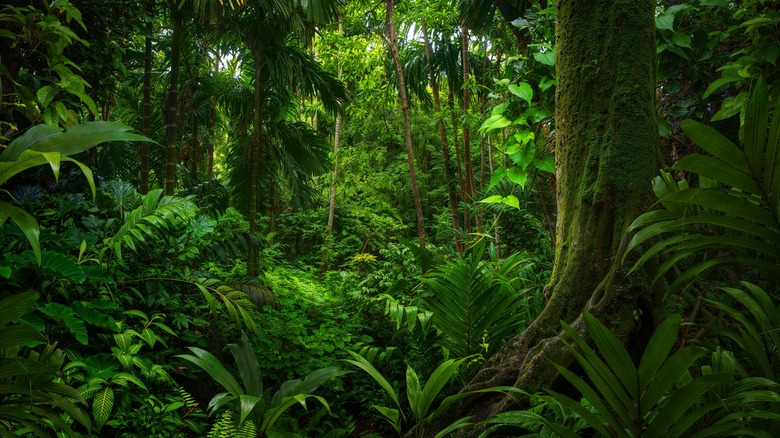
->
[
  {"left": 139, "top": 0, "right": 153, "bottom": 195},
  {"left": 487, "top": 136, "right": 500, "bottom": 256},
  {"left": 207, "top": 49, "right": 219, "bottom": 194},
  {"left": 163, "top": 0, "right": 183, "bottom": 196},
  {"left": 319, "top": 110, "right": 341, "bottom": 279},
  {"left": 448, "top": 90, "right": 468, "bottom": 235},
  {"left": 461, "top": 24, "right": 477, "bottom": 228},
  {"left": 386, "top": 0, "right": 425, "bottom": 249},
  {"left": 248, "top": 51, "right": 264, "bottom": 278},
  {"left": 421, "top": 20, "right": 462, "bottom": 253},
  {"left": 427, "top": 0, "right": 660, "bottom": 434}
]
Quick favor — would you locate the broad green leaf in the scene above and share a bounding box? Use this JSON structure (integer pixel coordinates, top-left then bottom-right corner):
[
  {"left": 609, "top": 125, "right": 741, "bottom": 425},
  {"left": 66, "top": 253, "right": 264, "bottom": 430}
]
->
[
  {"left": 703, "top": 76, "right": 738, "bottom": 99},
  {"left": 488, "top": 166, "right": 506, "bottom": 189},
  {"left": 532, "top": 155, "right": 555, "bottom": 173},
  {"left": 0, "top": 290, "right": 40, "bottom": 331},
  {"left": 711, "top": 92, "right": 746, "bottom": 121},
  {"left": 0, "top": 121, "right": 150, "bottom": 162},
  {"left": 680, "top": 119, "right": 746, "bottom": 167},
  {"left": 506, "top": 167, "right": 528, "bottom": 188},
  {"left": 36, "top": 85, "right": 58, "bottom": 108},
  {"left": 479, "top": 195, "right": 504, "bottom": 204},
  {"left": 508, "top": 82, "right": 533, "bottom": 104},
  {"left": 93, "top": 387, "right": 114, "bottom": 428},
  {"left": 533, "top": 50, "right": 555, "bottom": 66},
  {"left": 0, "top": 201, "right": 41, "bottom": 264}
]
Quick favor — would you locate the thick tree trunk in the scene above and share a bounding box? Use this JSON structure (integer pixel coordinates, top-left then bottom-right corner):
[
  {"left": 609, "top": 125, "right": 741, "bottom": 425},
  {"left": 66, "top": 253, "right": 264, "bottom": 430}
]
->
[
  {"left": 421, "top": 20, "right": 462, "bottom": 253},
  {"left": 386, "top": 0, "right": 426, "bottom": 249},
  {"left": 426, "top": 1, "right": 660, "bottom": 435},
  {"left": 139, "top": 0, "right": 153, "bottom": 195},
  {"left": 163, "top": 1, "right": 183, "bottom": 196}
]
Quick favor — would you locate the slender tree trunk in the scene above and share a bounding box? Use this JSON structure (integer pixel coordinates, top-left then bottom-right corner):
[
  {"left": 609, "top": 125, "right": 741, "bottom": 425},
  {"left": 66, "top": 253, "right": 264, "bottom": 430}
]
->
[
  {"left": 421, "top": 20, "right": 462, "bottom": 253},
  {"left": 386, "top": 0, "right": 425, "bottom": 249},
  {"left": 190, "top": 112, "right": 199, "bottom": 182},
  {"left": 163, "top": 0, "right": 183, "bottom": 196},
  {"left": 461, "top": 23, "right": 477, "bottom": 226},
  {"left": 448, "top": 90, "right": 469, "bottom": 234},
  {"left": 139, "top": 0, "right": 153, "bottom": 194},
  {"left": 207, "top": 49, "right": 219, "bottom": 194},
  {"left": 487, "top": 136, "right": 500, "bottom": 256},
  {"left": 428, "top": 1, "right": 660, "bottom": 434},
  {"left": 318, "top": 111, "right": 341, "bottom": 279},
  {"left": 320, "top": 17, "right": 343, "bottom": 280},
  {"left": 248, "top": 51, "right": 264, "bottom": 278}
]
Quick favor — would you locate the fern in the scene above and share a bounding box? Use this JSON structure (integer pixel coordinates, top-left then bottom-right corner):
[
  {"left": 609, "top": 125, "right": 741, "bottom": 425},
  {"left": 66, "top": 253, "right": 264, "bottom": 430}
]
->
[
  {"left": 192, "top": 279, "right": 259, "bottom": 334},
  {"left": 109, "top": 189, "right": 196, "bottom": 261},
  {"left": 207, "top": 411, "right": 256, "bottom": 438}
]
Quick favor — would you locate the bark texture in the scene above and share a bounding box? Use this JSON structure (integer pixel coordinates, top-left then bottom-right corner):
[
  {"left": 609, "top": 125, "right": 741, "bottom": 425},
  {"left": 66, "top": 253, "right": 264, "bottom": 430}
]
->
[{"left": 425, "top": 1, "right": 659, "bottom": 435}]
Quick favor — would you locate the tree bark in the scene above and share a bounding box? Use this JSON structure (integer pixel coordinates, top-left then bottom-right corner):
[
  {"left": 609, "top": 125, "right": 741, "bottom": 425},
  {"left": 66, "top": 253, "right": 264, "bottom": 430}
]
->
[
  {"left": 386, "top": 0, "right": 426, "bottom": 249},
  {"left": 426, "top": 0, "right": 660, "bottom": 434},
  {"left": 164, "top": 0, "right": 183, "bottom": 196},
  {"left": 421, "top": 20, "right": 462, "bottom": 253},
  {"left": 139, "top": 0, "right": 153, "bottom": 195}
]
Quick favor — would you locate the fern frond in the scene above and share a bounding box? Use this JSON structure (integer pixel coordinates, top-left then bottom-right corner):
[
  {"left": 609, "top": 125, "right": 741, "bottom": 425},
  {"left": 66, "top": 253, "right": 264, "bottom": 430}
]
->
[
  {"left": 109, "top": 189, "right": 197, "bottom": 261},
  {"left": 192, "top": 278, "right": 259, "bottom": 334}
]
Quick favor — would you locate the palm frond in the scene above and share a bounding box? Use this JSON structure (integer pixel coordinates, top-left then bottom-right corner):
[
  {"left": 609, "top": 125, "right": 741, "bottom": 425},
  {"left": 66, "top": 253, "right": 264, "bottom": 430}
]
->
[{"left": 626, "top": 77, "right": 780, "bottom": 297}]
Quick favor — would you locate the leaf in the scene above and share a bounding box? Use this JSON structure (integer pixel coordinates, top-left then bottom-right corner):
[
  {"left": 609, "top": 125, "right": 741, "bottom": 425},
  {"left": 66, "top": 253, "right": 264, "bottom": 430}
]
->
[
  {"left": 508, "top": 82, "right": 533, "bottom": 104},
  {"left": 344, "top": 351, "right": 401, "bottom": 411},
  {"left": 506, "top": 166, "right": 528, "bottom": 188},
  {"left": 0, "top": 291, "right": 38, "bottom": 327},
  {"left": 533, "top": 50, "right": 555, "bottom": 66},
  {"left": 0, "top": 201, "right": 41, "bottom": 264},
  {"left": 532, "top": 155, "right": 555, "bottom": 173},
  {"left": 92, "top": 387, "right": 114, "bottom": 428},
  {"left": 711, "top": 92, "right": 747, "bottom": 121},
  {"left": 703, "top": 76, "right": 738, "bottom": 99},
  {"left": 38, "top": 303, "right": 88, "bottom": 345},
  {"left": 671, "top": 31, "right": 691, "bottom": 49},
  {"left": 39, "top": 250, "right": 86, "bottom": 283},
  {"left": 488, "top": 166, "right": 506, "bottom": 190},
  {"left": 0, "top": 122, "right": 150, "bottom": 162},
  {"left": 175, "top": 347, "right": 244, "bottom": 397},
  {"left": 36, "top": 85, "right": 59, "bottom": 108}
]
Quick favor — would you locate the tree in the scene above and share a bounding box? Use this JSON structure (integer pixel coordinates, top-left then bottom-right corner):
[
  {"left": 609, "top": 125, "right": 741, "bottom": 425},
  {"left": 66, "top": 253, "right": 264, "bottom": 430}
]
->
[
  {"left": 429, "top": 0, "right": 660, "bottom": 432},
  {"left": 386, "top": 0, "right": 426, "bottom": 249},
  {"left": 421, "top": 18, "right": 463, "bottom": 253}
]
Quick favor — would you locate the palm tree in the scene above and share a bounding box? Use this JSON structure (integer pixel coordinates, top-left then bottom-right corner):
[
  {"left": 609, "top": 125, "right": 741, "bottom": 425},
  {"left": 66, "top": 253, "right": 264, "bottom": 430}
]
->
[{"left": 220, "top": 0, "right": 345, "bottom": 276}]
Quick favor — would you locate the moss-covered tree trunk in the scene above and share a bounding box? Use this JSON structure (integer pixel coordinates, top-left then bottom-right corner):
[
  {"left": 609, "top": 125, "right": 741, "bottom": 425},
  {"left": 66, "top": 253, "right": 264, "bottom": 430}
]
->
[{"left": 427, "top": 1, "right": 660, "bottom": 434}]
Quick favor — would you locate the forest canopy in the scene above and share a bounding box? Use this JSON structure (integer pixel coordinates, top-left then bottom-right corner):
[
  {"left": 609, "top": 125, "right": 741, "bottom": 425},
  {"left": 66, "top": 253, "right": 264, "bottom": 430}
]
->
[{"left": 1, "top": 0, "right": 779, "bottom": 436}]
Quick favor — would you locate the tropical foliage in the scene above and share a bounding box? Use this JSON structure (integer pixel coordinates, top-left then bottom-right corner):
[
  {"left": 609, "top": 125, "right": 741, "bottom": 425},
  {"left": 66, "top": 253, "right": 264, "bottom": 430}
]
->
[{"left": 1, "top": 0, "right": 779, "bottom": 436}]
